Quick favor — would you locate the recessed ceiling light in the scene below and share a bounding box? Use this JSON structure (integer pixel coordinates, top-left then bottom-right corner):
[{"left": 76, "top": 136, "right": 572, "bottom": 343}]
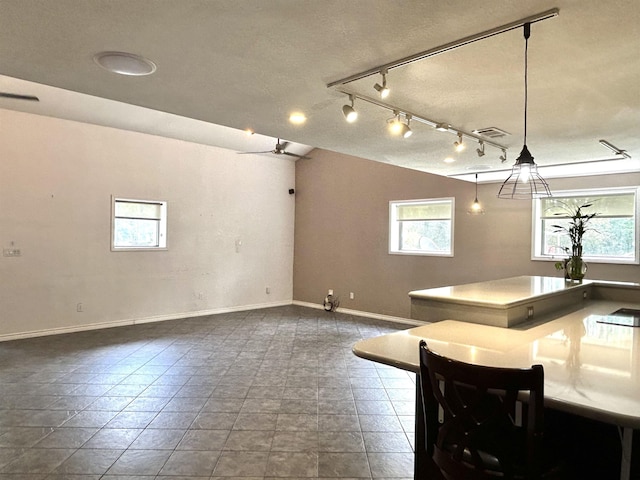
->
[
  {"left": 444, "top": 157, "right": 456, "bottom": 164},
  {"left": 93, "top": 51, "right": 157, "bottom": 76},
  {"left": 289, "top": 112, "right": 307, "bottom": 125}
]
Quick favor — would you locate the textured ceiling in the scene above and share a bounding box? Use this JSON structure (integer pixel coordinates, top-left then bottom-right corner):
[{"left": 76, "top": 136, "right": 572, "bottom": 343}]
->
[{"left": 0, "top": 0, "right": 638, "bottom": 182}]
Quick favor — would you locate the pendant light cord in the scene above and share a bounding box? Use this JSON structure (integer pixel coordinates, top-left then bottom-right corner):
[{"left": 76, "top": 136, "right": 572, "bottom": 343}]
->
[{"left": 523, "top": 23, "right": 530, "bottom": 146}]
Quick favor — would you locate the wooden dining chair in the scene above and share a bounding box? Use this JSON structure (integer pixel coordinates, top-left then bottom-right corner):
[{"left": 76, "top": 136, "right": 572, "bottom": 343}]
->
[{"left": 419, "top": 340, "right": 558, "bottom": 480}]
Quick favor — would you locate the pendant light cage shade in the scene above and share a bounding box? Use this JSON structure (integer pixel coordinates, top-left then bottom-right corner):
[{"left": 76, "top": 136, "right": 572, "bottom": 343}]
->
[
  {"left": 497, "top": 165, "right": 551, "bottom": 199},
  {"left": 497, "top": 146, "right": 551, "bottom": 199}
]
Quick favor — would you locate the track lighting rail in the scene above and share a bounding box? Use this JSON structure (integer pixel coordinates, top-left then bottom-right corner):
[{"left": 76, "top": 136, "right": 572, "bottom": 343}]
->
[
  {"left": 328, "top": 9, "right": 559, "bottom": 160},
  {"left": 337, "top": 88, "right": 509, "bottom": 151},
  {"left": 327, "top": 8, "right": 559, "bottom": 88}
]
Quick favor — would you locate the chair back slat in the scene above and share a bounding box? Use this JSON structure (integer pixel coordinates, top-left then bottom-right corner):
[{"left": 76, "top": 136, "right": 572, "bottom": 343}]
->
[{"left": 419, "top": 340, "right": 545, "bottom": 480}]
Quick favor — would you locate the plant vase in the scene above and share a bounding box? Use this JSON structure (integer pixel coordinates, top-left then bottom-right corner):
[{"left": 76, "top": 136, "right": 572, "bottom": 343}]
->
[{"left": 566, "top": 256, "right": 587, "bottom": 283}]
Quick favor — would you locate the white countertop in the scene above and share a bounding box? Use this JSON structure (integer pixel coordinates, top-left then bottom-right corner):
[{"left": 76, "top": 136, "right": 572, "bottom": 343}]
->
[
  {"left": 353, "top": 299, "right": 640, "bottom": 428},
  {"left": 408, "top": 275, "right": 638, "bottom": 308},
  {"left": 409, "top": 275, "right": 589, "bottom": 307}
]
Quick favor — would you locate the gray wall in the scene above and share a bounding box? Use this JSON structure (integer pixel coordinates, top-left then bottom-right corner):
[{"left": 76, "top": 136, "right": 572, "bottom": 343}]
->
[{"left": 293, "top": 148, "right": 640, "bottom": 319}]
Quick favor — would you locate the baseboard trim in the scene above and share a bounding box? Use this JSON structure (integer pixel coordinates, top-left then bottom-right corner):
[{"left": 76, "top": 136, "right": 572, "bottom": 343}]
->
[
  {"left": 291, "top": 300, "right": 423, "bottom": 326},
  {"left": 0, "top": 300, "right": 292, "bottom": 342},
  {"left": 0, "top": 300, "right": 420, "bottom": 342}
]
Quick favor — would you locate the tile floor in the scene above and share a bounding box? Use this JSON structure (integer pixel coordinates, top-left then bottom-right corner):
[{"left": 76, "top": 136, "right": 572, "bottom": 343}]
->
[{"left": 0, "top": 305, "right": 416, "bottom": 479}]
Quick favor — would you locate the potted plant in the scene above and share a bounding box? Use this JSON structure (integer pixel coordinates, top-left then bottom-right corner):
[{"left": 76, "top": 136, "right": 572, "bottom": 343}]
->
[{"left": 552, "top": 202, "right": 598, "bottom": 282}]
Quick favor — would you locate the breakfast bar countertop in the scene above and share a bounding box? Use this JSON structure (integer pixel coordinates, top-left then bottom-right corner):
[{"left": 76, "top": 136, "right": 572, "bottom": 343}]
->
[{"left": 354, "top": 298, "right": 640, "bottom": 428}]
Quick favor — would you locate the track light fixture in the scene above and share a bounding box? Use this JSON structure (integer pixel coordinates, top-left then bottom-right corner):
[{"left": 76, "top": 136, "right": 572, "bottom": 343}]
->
[
  {"left": 388, "top": 111, "right": 401, "bottom": 135},
  {"left": 388, "top": 112, "right": 412, "bottom": 138},
  {"left": 342, "top": 94, "right": 358, "bottom": 123},
  {"left": 476, "top": 141, "right": 485, "bottom": 157},
  {"left": 599, "top": 139, "right": 631, "bottom": 158},
  {"left": 498, "top": 23, "right": 551, "bottom": 199},
  {"left": 327, "top": 10, "right": 561, "bottom": 171},
  {"left": 373, "top": 69, "right": 390, "bottom": 99},
  {"left": 454, "top": 133, "right": 465, "bottom": 152},
  {"left": 400, "top": 115, "right": 412, "bottom": 138}
]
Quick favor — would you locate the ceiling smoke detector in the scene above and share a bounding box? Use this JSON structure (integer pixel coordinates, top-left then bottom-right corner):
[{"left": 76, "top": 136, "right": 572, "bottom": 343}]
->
[{"left": 93, "top": 51, "right": 157, "bottom": 76}]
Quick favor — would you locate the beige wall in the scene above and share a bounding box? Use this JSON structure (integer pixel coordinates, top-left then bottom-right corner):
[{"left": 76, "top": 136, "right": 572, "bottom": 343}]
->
[
  {"left": 1, "top": 108, "right": 637, "bottom": 337},
  {"left": 0, "top": 109, "right": 296, "bottom": 339},
  {"left": 293, "top": 148, "right": 640, "bottom": 319}
]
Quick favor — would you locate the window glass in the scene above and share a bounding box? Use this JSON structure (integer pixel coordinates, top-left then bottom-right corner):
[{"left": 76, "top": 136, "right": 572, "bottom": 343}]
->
[
  {"left": 533, "top": 188, "right": 638, "bottom": 264},
  {"left": 112, "top": 197, "right": 167, "bottom": 250},
  {"left": 389, "top": 198, "right": 454, "bottom": 256}
]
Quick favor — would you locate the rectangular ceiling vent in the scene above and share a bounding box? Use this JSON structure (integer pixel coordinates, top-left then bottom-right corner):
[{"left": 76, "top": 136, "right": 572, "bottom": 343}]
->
[{"left": 473, "top": 127, "right": 510, "bottom": 138}]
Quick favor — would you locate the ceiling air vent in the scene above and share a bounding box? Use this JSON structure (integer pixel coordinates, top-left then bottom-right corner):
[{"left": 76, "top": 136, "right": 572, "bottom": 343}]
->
[{"left": 473, "top": 127, "right": 510, "bottom": 138}]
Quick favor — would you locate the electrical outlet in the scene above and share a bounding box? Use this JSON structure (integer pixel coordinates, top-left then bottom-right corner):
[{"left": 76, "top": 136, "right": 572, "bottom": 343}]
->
[
  {"left": 266, "top": 287, "right": 271, "bottom": 294},
  {"left": 349, "top": 292, "right": 355, "bottom": 300},
  {"left": 76, "top": 303, "right": 83, "bottom": 312},
  {"left": 527, "top": 306, "right": 534, "bottom": 318}
]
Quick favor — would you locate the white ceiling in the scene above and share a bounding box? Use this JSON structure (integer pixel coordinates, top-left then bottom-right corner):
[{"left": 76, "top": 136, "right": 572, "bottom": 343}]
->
[{"left": 0, "top": 0, "right": 638, "bottom": 182}]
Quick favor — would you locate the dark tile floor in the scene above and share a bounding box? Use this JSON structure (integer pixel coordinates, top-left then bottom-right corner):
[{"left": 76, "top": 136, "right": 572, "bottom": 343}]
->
[{"left": 0, "top": 305, "right": 416, "bottom": 479}]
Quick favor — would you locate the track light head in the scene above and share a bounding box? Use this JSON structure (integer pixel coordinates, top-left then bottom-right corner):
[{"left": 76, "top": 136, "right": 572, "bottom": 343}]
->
[
  {"left": 388, "top": 112, "right": 411, "bottom": 138},
  {"left": 374, "top": 83, "right": 389, "bottom": 98},
  {"left": 499, "top": 149, "right": 507, "bottom": 163},
  {"left": 373, "top": 70, "right": 389, "bottom": 99},
  {"left": 342, "top": 94, "right": 358, "bottom": 123},
  {"left": 435, "top": 123, "right": 450, "bottom": 132},
  {"left": 401, "top": 115, "right": 412, "bottom": 138},
  {"left": 342, "top": 104, "right": 357, "bottom": 123},
  {"left": 454, "top": 133, "right": 465, "bottom": 152},
  {"left": 476, "top": 141, "right": 485, "bottom": 157},
  {"left": 387, "top": 111, "right": 400, "bottom": 135}
]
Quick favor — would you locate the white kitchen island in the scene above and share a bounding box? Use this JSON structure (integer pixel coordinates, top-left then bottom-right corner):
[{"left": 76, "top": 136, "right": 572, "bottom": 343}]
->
[
  {"left": 355, "top": 276, "right": 640, "bottom": 479},
  {"left": 409, "top": 275, "right": 639, "bottom": 327}
]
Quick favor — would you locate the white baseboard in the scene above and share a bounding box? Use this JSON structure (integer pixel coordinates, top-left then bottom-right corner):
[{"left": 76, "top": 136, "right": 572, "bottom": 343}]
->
[
  {"left": 0, "top": 300, "right": 292, "bottom": 342},
  {"left": 291, "top": 300, "right": 423, "bottom": 326},
  {"left": 0, "top": 300, "right": 419, "bottom": 342}
]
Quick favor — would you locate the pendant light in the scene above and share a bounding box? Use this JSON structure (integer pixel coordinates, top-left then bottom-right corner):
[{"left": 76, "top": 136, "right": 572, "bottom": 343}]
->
[
  {"left": 468, "top": 173, "right": 485, "bottom": 215},
  {"left": 497, "top": 23, "right": 551, "bottom": 199}
]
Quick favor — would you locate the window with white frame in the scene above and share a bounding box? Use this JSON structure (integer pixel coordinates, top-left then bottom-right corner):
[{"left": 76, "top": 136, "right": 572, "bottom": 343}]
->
[
  {"left": 532, "top": 188, "right": 639, "bottom": 264},
  {"left": 112, "top": 197, "right": 167, "bottom": 250},
  {"left": 389, "top": 198, "right": 454, "bottom": 256}
]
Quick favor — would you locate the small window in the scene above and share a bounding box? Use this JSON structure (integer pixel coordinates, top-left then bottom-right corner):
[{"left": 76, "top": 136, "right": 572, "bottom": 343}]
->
[
  {"left": 389, "top": 198, "right": 454, "bottom": 256},
  {"left": 112, "top": 197, "right": 167, "bottom": 250},
  {"left": 532, "top": 188, "right": 638, "bottom": 264}
]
